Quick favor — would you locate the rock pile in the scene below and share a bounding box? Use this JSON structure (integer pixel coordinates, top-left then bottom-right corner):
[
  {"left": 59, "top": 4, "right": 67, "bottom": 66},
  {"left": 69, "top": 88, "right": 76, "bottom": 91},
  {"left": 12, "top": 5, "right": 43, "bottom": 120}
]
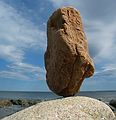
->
[{"left": 44, "top": 7, "right": 94, "bottom": 97}]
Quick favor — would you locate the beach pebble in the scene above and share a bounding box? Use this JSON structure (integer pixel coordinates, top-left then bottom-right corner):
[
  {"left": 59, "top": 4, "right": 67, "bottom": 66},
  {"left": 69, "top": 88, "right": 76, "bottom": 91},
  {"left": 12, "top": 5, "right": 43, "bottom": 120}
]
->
[
  {"left": 0, "top": 100, "right": 12, "bottom": 107},
  {"left": 108, "top": 104, "right": 116, "bottom": 112},
  {"left": 110, "top": 99, "right": 116, "bottom": 108},
  {"left": 2, "top": 96, "right": 115, "bottom": 120}
]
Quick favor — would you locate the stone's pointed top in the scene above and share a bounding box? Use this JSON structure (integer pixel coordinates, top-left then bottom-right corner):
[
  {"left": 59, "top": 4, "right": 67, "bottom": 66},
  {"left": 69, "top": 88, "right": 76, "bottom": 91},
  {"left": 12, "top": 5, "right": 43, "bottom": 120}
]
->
[
  {"left": 45, "top": 7, "right": 94, "bottom": 97},
  {"left": 54, "top": 6, "right": 81, "bottom": 14}
]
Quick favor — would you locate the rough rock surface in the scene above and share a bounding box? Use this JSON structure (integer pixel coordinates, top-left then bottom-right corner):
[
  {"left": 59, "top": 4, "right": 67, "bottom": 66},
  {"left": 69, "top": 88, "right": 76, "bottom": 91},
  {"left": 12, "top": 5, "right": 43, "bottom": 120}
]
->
[
  {"left": 44, "top": 7, "right": 94, "bottom": 96},
  {"left": 110, "top": 99, "right": 116, "bottom": 108},
  {"left": 2, "top": 96, "right": 115, "bottom": 120}
]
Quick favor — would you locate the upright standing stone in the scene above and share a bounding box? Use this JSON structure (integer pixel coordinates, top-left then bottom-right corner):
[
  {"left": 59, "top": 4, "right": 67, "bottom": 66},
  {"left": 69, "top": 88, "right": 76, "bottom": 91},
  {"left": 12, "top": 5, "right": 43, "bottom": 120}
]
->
[{"left": 44, "top": 7, "right": 94, "bottom": 97}]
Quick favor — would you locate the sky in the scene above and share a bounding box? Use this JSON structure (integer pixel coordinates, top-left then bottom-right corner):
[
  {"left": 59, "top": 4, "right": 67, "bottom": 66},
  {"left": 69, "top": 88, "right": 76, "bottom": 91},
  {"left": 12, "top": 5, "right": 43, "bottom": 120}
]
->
[{"left": 0, "top": 0, "right": 116, "bottom": 91}]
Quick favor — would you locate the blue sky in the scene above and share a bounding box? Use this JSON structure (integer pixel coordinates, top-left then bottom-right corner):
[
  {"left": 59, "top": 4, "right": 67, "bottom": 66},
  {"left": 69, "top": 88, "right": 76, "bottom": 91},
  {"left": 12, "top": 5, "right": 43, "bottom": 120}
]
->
[{"left": 0, "top": 0, "right": 116, "bottom": 91}]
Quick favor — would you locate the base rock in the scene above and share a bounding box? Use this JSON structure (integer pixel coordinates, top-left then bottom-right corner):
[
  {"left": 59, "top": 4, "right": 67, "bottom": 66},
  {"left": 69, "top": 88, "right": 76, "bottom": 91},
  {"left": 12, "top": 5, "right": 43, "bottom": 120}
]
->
[{"left": 2, "top": 96, "right": 115, "bottom": 120}]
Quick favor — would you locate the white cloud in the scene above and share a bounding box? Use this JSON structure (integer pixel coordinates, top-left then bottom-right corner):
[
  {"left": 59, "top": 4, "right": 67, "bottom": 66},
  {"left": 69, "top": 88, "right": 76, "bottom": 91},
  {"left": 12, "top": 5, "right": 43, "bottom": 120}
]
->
[
  {"left": 8, "top": 63, "right": 45, "bottom": 73},
  {"left": 81, "top": 63, "right": 116, "bottom": 91},
  {"left": 84, "top": 20, "right": 116, "bottom": 61},
  {"left": 0, "top": 1, "right": 46, "bottom": 81},
  {"left": 95, "top": 64, "right": 116, "bottom": 78},
  {"left": 0, "top": 71, "right": 31, "bottom": 81},
  {"left": 84, "top": 19, "right": 116, "bottom": 83},
  {"left": 0, "top": 1, "right": 46, "bottom": 63},
  {"left": 0, "top": 45, "right": 24, "bottom": 63},
  {"left": 0, "top": 63, "right": 45, "bottom": 81},
  {"left": 0, "top": 1, "right": 46, "bottom": 49},
  {"left": 7, "top": 63, "right": 45, "bottom": 77}
]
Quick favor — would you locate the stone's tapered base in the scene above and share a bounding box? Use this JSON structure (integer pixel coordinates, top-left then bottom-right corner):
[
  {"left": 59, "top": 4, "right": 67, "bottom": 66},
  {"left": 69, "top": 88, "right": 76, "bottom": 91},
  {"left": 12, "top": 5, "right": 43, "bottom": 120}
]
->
[{"left": 44, "top": 7, "right": 94, "bottom": 96}]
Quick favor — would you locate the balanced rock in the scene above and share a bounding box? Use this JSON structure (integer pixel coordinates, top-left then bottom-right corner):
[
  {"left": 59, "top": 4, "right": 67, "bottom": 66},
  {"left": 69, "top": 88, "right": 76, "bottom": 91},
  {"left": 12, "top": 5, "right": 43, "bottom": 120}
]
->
[
  {"left": 2, "top": 97, "right": 115, "bottom": 120},
  {"left": 44, "top": 7, "right": 94, "bottom": 97}
]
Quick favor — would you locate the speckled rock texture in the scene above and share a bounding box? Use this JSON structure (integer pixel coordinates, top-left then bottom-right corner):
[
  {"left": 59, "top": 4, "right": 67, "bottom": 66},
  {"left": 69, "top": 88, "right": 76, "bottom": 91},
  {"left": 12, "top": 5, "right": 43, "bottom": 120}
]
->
[
  {"left": 2, "top": 96, "right": 115, "bottom": 120},
  {"left": 44, "top": 7, "right": 94, "bottom": 97}
]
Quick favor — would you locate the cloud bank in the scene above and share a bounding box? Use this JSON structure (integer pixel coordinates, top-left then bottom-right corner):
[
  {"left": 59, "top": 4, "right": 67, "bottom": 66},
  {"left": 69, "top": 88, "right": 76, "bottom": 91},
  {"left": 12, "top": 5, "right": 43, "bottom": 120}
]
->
[{"left": 0, "top": 1, "right": 46, "bottom": 81}]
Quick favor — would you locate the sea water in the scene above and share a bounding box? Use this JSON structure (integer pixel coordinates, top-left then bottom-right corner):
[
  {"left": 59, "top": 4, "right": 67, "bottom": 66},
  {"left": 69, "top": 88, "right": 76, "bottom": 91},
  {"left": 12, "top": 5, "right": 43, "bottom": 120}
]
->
[{"left": 0, "top": 91, "right": 116, "bottom": 102}]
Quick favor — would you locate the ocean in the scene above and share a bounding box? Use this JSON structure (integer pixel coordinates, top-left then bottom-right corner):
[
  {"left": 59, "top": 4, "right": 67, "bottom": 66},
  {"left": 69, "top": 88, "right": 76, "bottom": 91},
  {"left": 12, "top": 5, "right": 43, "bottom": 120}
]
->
[{"left": 0, "top": 91, "right": 116, "bottom": 102}]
